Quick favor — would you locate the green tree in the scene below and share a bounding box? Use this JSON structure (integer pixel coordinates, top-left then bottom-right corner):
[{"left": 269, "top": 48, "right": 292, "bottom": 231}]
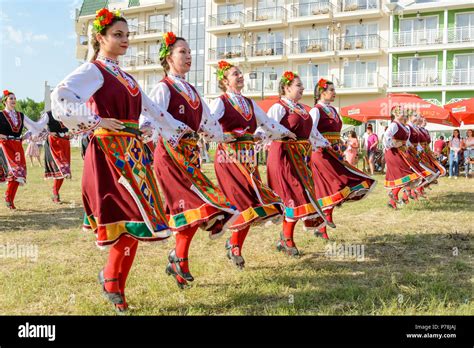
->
[
  {"left": 0, "top": 98, "right": 45, "bottom": 121},
  {"left": 342, "top": 116, "right": 362, "bottom": 126}
]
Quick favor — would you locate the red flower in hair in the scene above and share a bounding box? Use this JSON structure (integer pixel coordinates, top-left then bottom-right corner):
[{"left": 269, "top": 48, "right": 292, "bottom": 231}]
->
[
  {"left": 3, "top": 90, "right": 10, "bottom": 96},
  {"left": 164, "top": 32, "right": 177, "bottom": 46},
  {"left": 318, "top": 78, "right": 328, "bottom": 89},
  {"left": 284, "top": 71, "right": 294, "bottom": 81}
]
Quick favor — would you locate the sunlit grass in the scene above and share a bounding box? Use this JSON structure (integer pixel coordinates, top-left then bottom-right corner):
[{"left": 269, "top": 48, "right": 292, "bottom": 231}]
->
[{"left": 0, "top": 148, "right": 472, "bottom": 315}]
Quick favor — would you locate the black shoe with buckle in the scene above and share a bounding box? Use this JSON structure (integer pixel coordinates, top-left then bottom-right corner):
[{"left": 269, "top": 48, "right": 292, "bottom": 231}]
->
[
  {"left": 225, "top": 239, "right": 245, "bottom": 269},
  {"left": 98, "top": 269, "right": 127, "bottom": 314},
  {"left": 165, "top": 249, "right": 193, "bottom": 289},
  {"left": 276, "top": 233, "right": 300, "bottom": 258}
]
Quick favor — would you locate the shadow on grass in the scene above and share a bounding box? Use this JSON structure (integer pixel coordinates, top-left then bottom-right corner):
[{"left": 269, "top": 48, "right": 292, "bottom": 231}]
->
[
  {"left": 407, "top": 192, "right": 474, "bottom": 212},
  {"left": 152, "top": 232, "right": 471, "bottom": 315},
  {"left": 0, "top": 206, "right": 85, "bottom": 233}
]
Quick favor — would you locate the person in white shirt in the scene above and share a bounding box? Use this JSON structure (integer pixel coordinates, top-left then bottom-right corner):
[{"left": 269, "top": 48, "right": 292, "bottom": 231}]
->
[{"left": 448, "top": 129, "right": 462, "bottom": 178}]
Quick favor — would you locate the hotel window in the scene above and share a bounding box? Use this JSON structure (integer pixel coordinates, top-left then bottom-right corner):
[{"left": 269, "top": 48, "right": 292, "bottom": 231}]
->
[
  {"left": 254, "top": 31, "right": 285, "bottom": 55},
  {"left": 399, "top": 16, "right": 439, "bottom": 45},
  {"left": 298, "top": 27, "right": 329, "bottom": 52},
  {"left": 217, "top": 3, "right": 244, "bottom": 24},
  {"left": 127, "top": 17, "right": 138, "bottom": 34},
  {"left": 452, "top": 54, "right": 474, "bottom": 85},
  {"left": 147, "top": 44, "right": 159, "bottom": 64},
  {"left": 146, "top": 73, "right": 160, "bottom": 95},
  {"left": 148, "top": 14, "right": 168, "bottom": 32},
  {"left": 398, "top": 56, "right": 438, "bottom": 86},
  {"left": 344, "top": 23, "right": 378, "bottom": 49},
  {"left": 297, "top": 63, "right": 329, "bottom": 91},
  {"left": 181, "top": 0, "right": 206, "bottom": 94},
  {"left": 344, "top": 61, "right": 377, "bottom": 88},
  {"left": 216, "top": 36, "right": 243, "bottom": 59}
]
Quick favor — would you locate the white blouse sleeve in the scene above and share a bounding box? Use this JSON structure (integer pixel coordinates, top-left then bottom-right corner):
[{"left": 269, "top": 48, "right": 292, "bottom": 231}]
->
[
  {"left": 267, "top": 103, "right": 287, "bottom": 124},
  {"left": 198, "top": 95, "right": 225, "bottom": 142},
  {"left": 50, "top": 62, "right": 103, "bottom": 134},
  {"left": 22, "top": 114, "right": 47, "bottom": 136},
  {"left": 383, "top": 122, "right": 399, "bottom": 149},
  {"left": 140, "top": 88, "right": 190, "bottom": 148},
  {"left": 209, "top": 98, "right": 225, "bottom": 121},
  {"left": 309, "top": 107, "right": 330, "bottom": 149},
  {"left": 253, "top": 100, "right": 290, "bottom": 142}
]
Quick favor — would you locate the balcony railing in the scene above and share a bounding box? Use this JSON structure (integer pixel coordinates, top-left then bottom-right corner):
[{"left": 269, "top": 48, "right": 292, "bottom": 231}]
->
[
  {"left": 208, "top": 11, "right": 244, "bottom": 27},
  {"left": 291, "top": 1, "right": 333, "bottom": 17},
  {"left": 338, "top": 34, "right": 382, "bottom": 50},
  {"left": 208, "top": 45, "right": 245, "bottom": 60},
  {"left": 246, "top": 6, "right": 287, "bottom": 22},
  {"left": 391, "top": 71, "right": 441, "bottom": 88},
  {"left": 447, "top": 69, "right": 474, "bottom": 86},
  {"left": 247, "top": 42, "right": 286, "bottom": 57},
  {"left": 292, "top": 38, "right": 333, "bottom": 54},
  {"left": 393, "top": 29, "right": 443, "bottom": 47},
  {"left": 128, "top": 21, "right": 173, "bottom": 36},
  {"left": 338, "top": 0, "right": 379, "bottom": 12},
  {"left": 340, "top": 72, "right": 380, "bottom": 88},
  {"left": 121, "top": 55, "right": 161, "bottom": 68},
  {"left": 447, "top": 26, "right": 474, "bottom": 43},
  {"left": 245, "top": 78, "right": 279, "bottom": 94}
]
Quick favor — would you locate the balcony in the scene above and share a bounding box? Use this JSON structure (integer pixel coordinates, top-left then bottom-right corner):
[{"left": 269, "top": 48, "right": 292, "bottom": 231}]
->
[
  {"left": 244, "top": 77, "right": 279, "bottom": 97},
  {"left": 447, "top": 26, "right": 474, "bottom": 47},
  {"left": 245, "top": 6, "right": 287, "bottom": 30},
  {"left": 208, "top": 45, "right": 245, "bottom": 63},
  {"left": 335, "top": 72, "right": 386, "bottom": 94},
  {"left": 288, "top": 38, "right": 335, "bottom": 60},
  {"left": 121, "top": 55, "right": 163, "bottom": 72},
  {"left": 446, "top": 69, "right": 474, "bottom": 86},
  {"left": 288, "top": 1, "right": 334, "bottom": 26},
  {"left": 393, "top": 29, "right": 443, "bottom": 48},
  {"left": 208, "top": 11, "right": 244, "bottom": 34},
  {"left": 121, "top": 0, "right": 174, "bottom": 14},
  {"left": 246, "top": 42, "right": 287, "bottom": 63},
  {"left": 334, "top": 0, "right": 382, "bottom": 21},
  {"left": 391, "top": 71, "right": 441, "bottom": 88},
  {"left": 337, "top": 34, "right": 384, "bottom": 57},
  {"left": 128, "top": 22, "right": 173, "bottom": 42}
]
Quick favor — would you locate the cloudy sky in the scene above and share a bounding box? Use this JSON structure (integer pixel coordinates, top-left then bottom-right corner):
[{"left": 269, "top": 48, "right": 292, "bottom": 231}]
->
[{"left": 0, "top": 0, "right": 83, "bottom": 101}]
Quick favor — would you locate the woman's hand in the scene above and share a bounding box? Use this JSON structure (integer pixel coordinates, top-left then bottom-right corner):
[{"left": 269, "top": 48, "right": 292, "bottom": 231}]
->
[
  {"left": 286, "top": 131, "right": 297, "bottom": 140},
  {"left": 0, "top": 134, "right": 7, "bottom": 140},
  {"left": 99, "top": 118, "right": 125, "bottom": 132}
]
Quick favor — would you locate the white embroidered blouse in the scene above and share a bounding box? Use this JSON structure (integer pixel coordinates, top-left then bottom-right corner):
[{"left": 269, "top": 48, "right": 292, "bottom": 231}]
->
[{"left": 50, "top": 57, "right": 190, "bottom": 147}]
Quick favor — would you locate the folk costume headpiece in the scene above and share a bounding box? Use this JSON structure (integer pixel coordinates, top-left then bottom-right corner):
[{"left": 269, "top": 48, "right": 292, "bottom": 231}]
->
[
  {"left": 217, "top": 60, "right": 234, "bottom": 81},
  {"left": 281, "top": 71, "right": 298, "bottom": 85},
  {"left": 159, "top": 32, "right": 177, "bottom": 59},
  {"left": 93, "top": 8, "right": 122, "bottom": 33},
  {"left": 2, "top": 90, "right": 13, "bottom": 103}
]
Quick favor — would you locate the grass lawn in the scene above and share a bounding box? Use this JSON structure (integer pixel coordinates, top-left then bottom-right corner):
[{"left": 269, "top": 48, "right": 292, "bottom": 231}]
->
[{"left": 0, "top": 148, "right": 472, "bottom": 315}]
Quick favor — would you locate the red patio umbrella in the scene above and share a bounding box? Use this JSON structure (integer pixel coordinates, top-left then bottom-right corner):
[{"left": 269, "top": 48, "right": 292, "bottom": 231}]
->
[
  {"left": 341, "top": 93, "right": 460, "bottom": 127},
  {"left": 256, "top": 96, "right": 312, "bottom": 113},
  {"left": 444, "top": 98, "right": 474, "bottom": 125}
]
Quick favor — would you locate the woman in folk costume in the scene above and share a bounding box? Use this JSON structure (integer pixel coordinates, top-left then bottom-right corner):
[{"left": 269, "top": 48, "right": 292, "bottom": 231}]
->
[
  {"left": 308, "top": 79, "right": 376, "bottom": 239},
  {"left": 146, "top": 33, "right": 238, "bottom": 289},
  {"left": 51, "top": 10, "right": 188, "bottom": 312},
  {"left": 266, "top": 72, "right": 330, "bottom": 257},
  {"left": 417, "top": 116, "right": 446, "bottom": 181},
  {"left": 405, "top": 111, "right": 437, "bottom": 200},
  {"left": 0, "top": 90, "right": 43, "bottom": 209},
  {"left": 35, "top": 110, "right": 72, "bottom": 203},
  {"left": 209, "top": 61, "right": 297, "bottom": 268},
  {"left": 383, "top": 107, "right": 425, "bottom": 209}
]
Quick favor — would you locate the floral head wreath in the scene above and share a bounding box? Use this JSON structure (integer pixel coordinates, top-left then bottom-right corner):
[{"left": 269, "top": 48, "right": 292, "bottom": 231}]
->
[
  {"left": 159, "top": 32, "right": 177, "bottom": 59},
  {"left": 217, "top": 60, "right": 234, "bottom": 81},
  {"left": 317, "top": 78, "right": 329, "bottom": 91},
  {"left": 93, "top": 8, "right": 122, "bottom": 33},
  {"left": 281, "top": 71, "right": 298, "bottom": 85},
  {"left": 2, "top": 90, "right": 13, "bottom": 103}
]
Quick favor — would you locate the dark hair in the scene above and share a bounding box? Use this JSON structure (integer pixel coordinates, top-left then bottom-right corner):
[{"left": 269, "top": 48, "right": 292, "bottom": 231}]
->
[
  {"left": 452, "top": 129, "right": 460, "bottom": 139},
  {"left": 90, "top": 16, "right": 128, "bottom": 62},
  {"left": 467, "top": 129, "right": 473, "bottom": 137},
  {"left": 313, "top": 80, "right": 334, "bottom": 104},
  {"left": 439, "top": 135, "right": 444, "bottom": 140},
  {"left": 349, "top": 131, "right": 357, "bottom": 138},
  {"left": 367, "top": 124, "right": 373, "bottom": 131},
  {"left": 159, "top": 37, "right": 187, "bottom": 75}
]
